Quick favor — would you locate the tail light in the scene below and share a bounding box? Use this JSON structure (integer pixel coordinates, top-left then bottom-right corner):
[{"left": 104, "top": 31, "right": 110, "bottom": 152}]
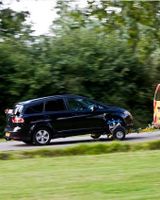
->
[{"left": 12, "top": 117, "right": 24, "bottom": 123}]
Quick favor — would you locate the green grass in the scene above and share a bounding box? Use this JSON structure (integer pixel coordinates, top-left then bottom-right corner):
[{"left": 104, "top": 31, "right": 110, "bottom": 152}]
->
[
  {"left": 1, "top": 151, "right": 160, "bottom": 200},
  {"left": 0, "top": 138, "right": 6, "bottom": 142}
]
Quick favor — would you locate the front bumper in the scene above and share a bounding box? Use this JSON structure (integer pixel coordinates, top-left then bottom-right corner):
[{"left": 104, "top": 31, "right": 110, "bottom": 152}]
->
[{"left": 123, "top": 114, "right": 133, "bottom": 128}]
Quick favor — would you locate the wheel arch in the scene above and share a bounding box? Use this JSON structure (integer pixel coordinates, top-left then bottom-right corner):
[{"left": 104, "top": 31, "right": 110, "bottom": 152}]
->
[
  {"left": 107, "top": 114, "right": 125, "bottom": 126},
  {"left": 30, "top": 122, "right": 55, "bottom": 138}
]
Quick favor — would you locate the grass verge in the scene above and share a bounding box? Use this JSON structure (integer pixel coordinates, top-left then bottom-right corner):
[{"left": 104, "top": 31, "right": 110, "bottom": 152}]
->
[{"left": 1, "top": 139, "right": 160, "bottom": 160}]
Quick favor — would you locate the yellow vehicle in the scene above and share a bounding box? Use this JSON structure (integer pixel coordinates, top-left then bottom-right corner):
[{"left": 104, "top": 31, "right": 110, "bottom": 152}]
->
[{"left": 153, "top": 84, "right": 160, "bottom": 127}]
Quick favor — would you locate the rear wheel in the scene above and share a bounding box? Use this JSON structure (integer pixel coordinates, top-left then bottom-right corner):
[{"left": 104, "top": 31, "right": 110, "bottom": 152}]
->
[{"left": 33, "top": 128, "right": 51, "bottom": 145}]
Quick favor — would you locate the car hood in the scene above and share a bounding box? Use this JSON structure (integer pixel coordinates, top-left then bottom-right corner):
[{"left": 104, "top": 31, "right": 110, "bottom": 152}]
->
[{"left": 104, "top": 105, "right": 126, "bottom": 113}]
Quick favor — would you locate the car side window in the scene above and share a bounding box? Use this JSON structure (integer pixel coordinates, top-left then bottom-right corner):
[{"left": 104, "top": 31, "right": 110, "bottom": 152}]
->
[
  {"left": 80, "top": 98, "right": 105, "bottom": 110},
  {"left": 68, "top": 98, "right": 88, "bottom": 111},
  {"left": 25, "top": 102, "right": 43, "bottom": 114},
  {"left": 68, "top": 98, "right": 105, "bottom": 112},
  {"left": 95, "top": 103, "right": 105, "bottom": 110},
  {"left": 45, "top": 99, "right": 66, "bottom": 112}
]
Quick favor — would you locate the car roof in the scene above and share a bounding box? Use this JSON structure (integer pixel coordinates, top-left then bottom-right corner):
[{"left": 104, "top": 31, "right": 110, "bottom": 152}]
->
[{"left": 17, "top": 94, "right": 85, "bottom": 105}]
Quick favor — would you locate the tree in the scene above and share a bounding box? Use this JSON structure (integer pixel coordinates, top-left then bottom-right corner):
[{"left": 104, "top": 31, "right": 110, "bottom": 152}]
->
[
  {"left": 0, "top": 3, "right": 37, "bottom": 132},
  {"left": 0, "top": 0, "right": 160, "bottom": 132},
  {"left": 49, "top": 0, "right": 160, "bottom": 127}
]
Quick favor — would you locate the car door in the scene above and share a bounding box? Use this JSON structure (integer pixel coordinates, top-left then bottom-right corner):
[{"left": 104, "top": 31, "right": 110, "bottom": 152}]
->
[
  {"left": 65, "top": 97, "right": 106, "bottom": 134},
  {"left": 44, "top": 98, "right": 73, "bottom": 133}
]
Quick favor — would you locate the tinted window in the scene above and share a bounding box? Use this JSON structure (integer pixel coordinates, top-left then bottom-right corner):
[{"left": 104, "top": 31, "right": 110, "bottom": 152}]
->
[
  {"left": 68, "top": 98, "right": 105, "bottom": 112},
  {"left": 25, "top": 102, "right": 43, "bottom": 114},
  {"left": 68, "top": 98, "right": 88, "bottom": 111},
  {"left": 14, "top": 105, "right": 24, "bottom": 115},
  {"left": 45, "top": 99, "right": 66, "bottom": 112},
  {"left": 79, "top": 98, "right": 105, "bottom": 110}
]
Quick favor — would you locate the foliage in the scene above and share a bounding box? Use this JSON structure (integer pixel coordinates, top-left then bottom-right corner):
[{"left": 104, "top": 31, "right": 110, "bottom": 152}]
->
[{"left": 0, "top": 1, "right": 160, "bottom": 130}]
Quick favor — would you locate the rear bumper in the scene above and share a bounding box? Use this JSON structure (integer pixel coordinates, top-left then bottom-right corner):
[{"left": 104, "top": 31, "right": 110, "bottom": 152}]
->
[{"left": 4, "top": 127, "right": 31, "bottom": 141}]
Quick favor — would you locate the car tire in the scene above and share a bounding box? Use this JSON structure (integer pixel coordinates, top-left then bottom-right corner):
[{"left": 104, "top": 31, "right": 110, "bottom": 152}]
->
[
  {"left": 112, "top": 126, "right": 126, "bottom": 140},
  {"left": 33, "top": 127, "right": 52, "bottom": 145},
  {"left": 91, "top": 133, "right": 101, "bottom": 140}
]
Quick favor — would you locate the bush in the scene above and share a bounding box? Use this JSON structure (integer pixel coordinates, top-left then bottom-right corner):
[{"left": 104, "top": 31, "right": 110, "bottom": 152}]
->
[{"left": 1, "top": 140, "right": 160, "bottom": 161}]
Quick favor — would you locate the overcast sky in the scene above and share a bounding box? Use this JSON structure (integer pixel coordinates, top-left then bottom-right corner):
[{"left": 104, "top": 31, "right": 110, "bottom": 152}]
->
[
  {"left": 4, "top": 0, "right": 87, "bottom": 35},
  {"left": 4, "top": 0, "right": 57, "bottom": 35}
]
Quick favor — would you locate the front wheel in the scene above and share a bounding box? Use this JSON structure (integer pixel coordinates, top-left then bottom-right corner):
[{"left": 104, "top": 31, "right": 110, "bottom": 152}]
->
[
  {"left": 33, "top": 128, "right": 52, "bottom": 145},
  {"left": 112, "top": 126, "right": 126, "bottom": 140}
]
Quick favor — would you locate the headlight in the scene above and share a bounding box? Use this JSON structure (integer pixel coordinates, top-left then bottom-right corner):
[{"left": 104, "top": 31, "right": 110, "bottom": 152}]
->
[{"left": 123, "top": 110, "right": 132, "bottom": 117}]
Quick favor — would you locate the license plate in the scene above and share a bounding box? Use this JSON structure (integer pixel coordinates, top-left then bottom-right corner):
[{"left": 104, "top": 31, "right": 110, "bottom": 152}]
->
[{"left": 5, "top": 132, "right": 10, "bottom": 137}]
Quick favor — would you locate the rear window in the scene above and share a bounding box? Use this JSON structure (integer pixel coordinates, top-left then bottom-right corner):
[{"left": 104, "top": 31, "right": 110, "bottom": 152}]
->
[
  {"left": 25, "top": 102, "right": 43, "bottom": 114},
  {"left": 14, "top": 105, "right": 24, "bottom": 115},
  {"left": 45, "top": 99, "right": 66, "bottom": 112}
]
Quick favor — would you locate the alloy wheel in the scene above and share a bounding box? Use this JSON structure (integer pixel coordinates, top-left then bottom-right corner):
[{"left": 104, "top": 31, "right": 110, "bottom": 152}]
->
[{"left": 35, "top": 129, "right": 50, "bottom": 145}]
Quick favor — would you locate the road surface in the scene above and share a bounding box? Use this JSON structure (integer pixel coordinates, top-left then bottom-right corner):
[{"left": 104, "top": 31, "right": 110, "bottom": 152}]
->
[{"left": 1, "top": 131, "right": 160, "bottom": 151}]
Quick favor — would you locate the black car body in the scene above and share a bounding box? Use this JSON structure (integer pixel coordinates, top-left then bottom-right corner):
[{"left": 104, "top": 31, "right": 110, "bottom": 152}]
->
[{"left": 4, "top": 95, "right": 133, "bottom": 145}]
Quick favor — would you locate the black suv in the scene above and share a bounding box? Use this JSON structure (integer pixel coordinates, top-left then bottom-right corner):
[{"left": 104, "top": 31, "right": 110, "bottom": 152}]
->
[{"left": 4, "top": 95, "right": 133, "bottom": 145}]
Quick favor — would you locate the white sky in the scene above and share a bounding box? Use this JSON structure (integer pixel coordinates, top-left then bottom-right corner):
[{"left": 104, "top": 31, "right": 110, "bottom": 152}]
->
[
  {"left": 4, "top": 0, "right": 57, "bottom": 35},
  {"left": 4, "top": 0, "right": 88, "bottom": 35}
]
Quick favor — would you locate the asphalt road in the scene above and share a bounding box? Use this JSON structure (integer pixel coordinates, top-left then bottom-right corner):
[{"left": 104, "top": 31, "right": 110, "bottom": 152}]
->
[{"left": 1, "top": 131, "right": 160, "bottom": 151}]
